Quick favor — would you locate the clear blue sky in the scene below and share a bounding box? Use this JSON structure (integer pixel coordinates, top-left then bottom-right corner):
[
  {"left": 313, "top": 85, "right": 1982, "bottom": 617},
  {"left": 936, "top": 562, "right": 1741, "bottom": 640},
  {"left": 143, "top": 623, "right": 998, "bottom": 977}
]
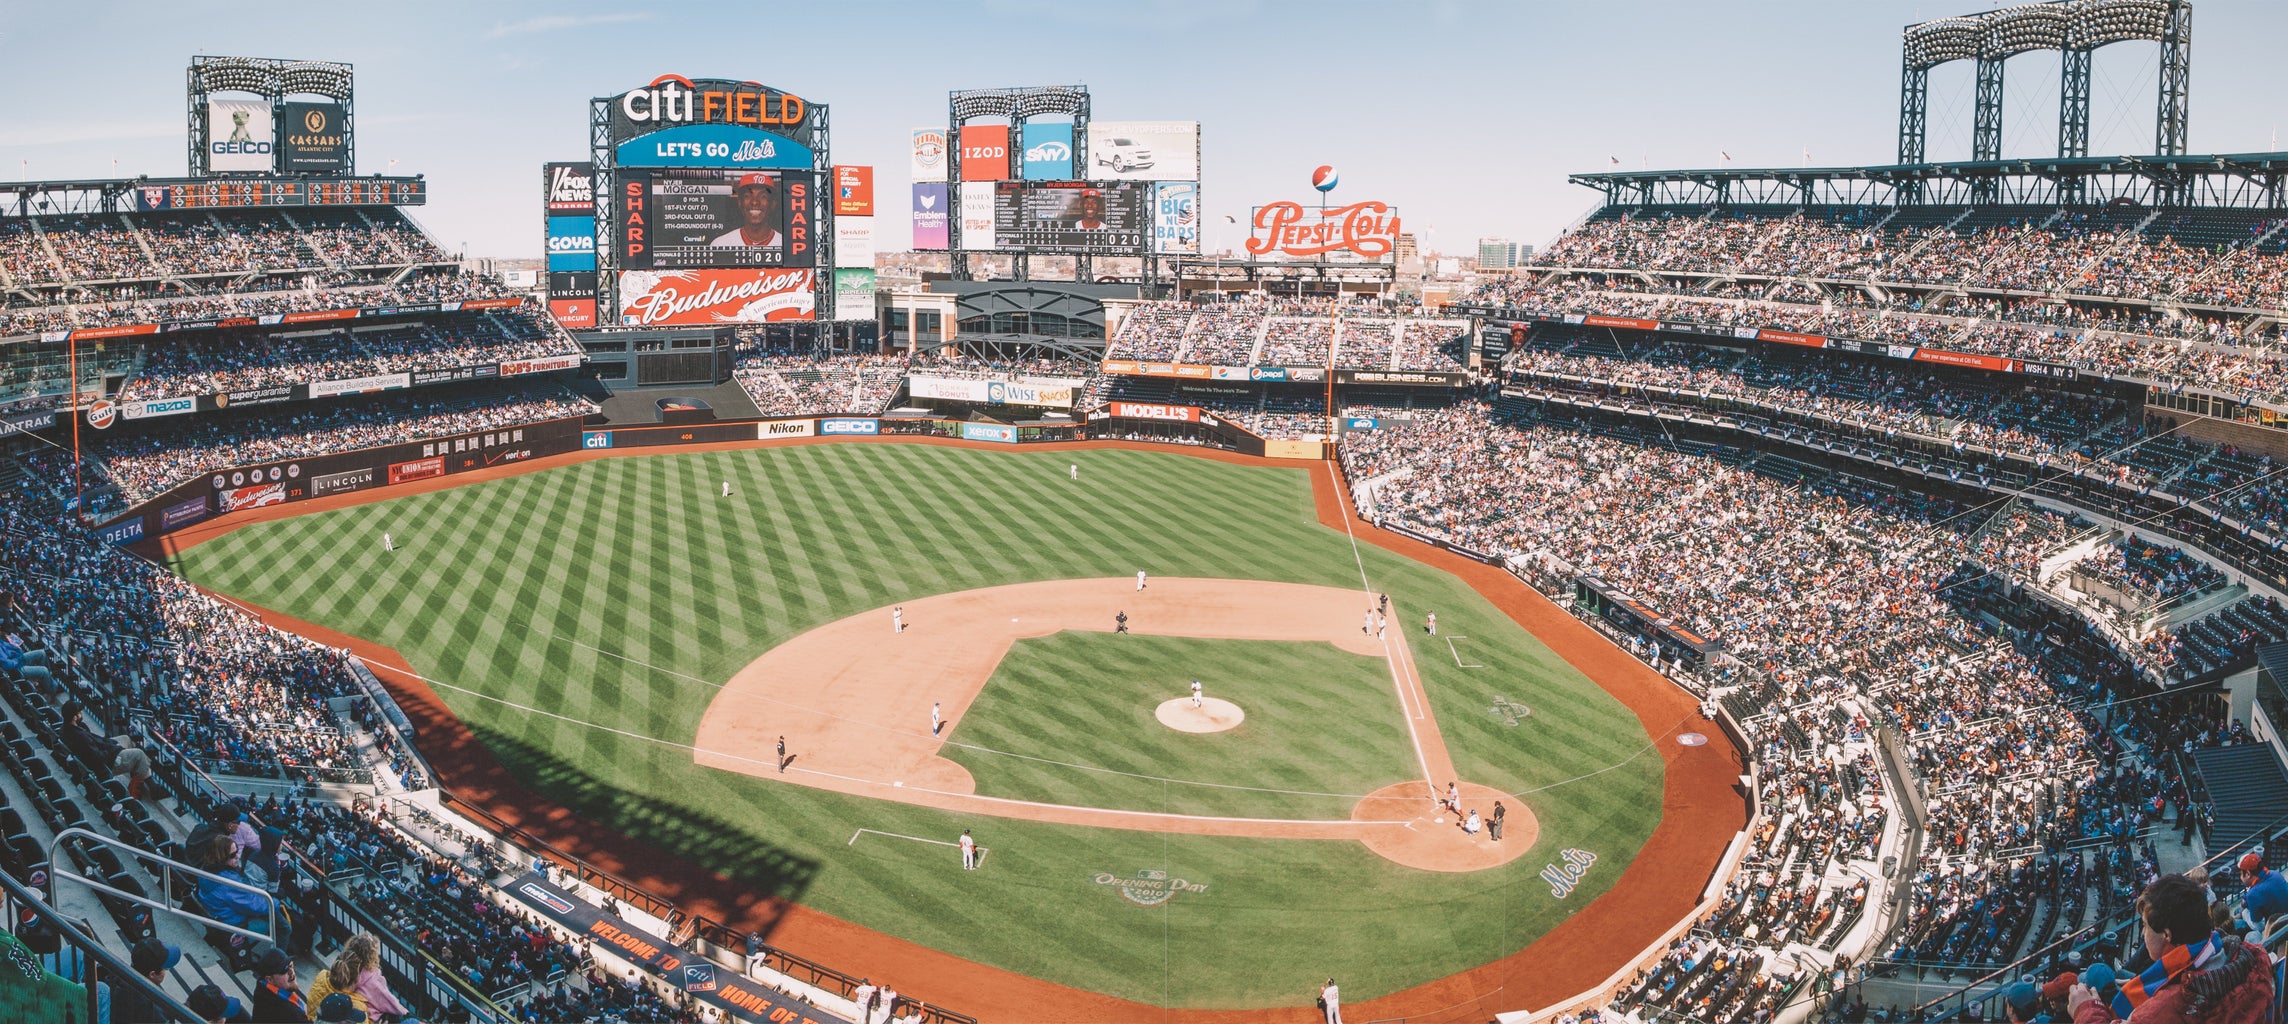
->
[{"left": 4, "top": 1, "right": 2283, "bottom": 259}]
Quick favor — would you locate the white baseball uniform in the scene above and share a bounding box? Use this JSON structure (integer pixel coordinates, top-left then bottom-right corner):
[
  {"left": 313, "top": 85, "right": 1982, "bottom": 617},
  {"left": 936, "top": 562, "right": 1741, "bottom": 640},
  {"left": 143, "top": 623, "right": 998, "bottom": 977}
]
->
[
  {"left": 1136, "top": 570, "right": 1147, "bottom": 591},
  {"left": 1070, "top": 464, "right": 1078, "bottom": 480},
  {"left": 383, "top": 532, "right": 393, "bottom": 552},
  {"left": 1321, "top": 982, "right": 1342, "bottom": 1024},
  {"left": 893, "top": 606, "right": 903, "bottom": 633},
  {"left": 1191, "top": 680, "right": 1202, "bottom": 708},
  {"left": 959, "top": 832, "right": 977, "bottom": 870},
  {"left": 931, "top": 702, "right": 942, "bottom": 734}
]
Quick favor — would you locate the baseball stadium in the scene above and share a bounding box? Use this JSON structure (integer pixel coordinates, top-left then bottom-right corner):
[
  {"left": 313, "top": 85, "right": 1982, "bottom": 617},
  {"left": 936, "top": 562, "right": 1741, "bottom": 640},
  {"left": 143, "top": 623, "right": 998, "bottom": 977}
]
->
[{"left": 1, "top": 5, "right": 2286, "bottom": 1024}]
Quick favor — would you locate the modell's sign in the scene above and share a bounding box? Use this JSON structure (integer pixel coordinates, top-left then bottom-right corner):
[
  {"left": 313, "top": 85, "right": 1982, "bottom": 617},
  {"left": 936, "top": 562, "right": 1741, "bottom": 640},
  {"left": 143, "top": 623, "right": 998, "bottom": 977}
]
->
[
  {"left": 1244, "top": 201, "right": 1401, "bottom": 261},
  {"left": 617, "top": 269, "right": 817, "bottom": 326},
  {"left": 613, "top": 75, "right": 809, "bottom": 142},
  {"left": 1109, "top": 402, "right": 1200, "bottom": 423}
]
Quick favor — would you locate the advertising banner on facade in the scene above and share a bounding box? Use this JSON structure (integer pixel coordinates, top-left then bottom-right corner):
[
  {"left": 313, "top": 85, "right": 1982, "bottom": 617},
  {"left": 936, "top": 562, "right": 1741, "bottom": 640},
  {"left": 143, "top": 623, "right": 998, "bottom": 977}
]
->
[
  {"left": 910, "top": 128, "right": 947, "bottom": 182},
  {"left": 614, "top": 124, "right": 813, "bottom": 169},
  {"left": 222, "top": 482, "right": 288, "bottom": 513},
  {"left": 959, "top": 125, "right": 1010, "bottom": 181},
  {"left": 911, "top": 183, "right": 949, "bottom": 250},
  {"left": 544, "top": 163, "right": 595, "bottom": 213},
  {"left": 160, "top": 495, "right": 212, "bottom": 531},
  {"left": 820, "top": 418, "right": 879, "bottom": 435},
  {"left": 1153, "top": 182, "right": 1200, "bottom": 255},
  {"left": 1245, "top": 201, "right": 1401, "bottom": 262},
  {"left": 961, "top": 422, "right": 1018, "bottom": 443},
  {"left": 833, "top": 217, "right": 873, "bottom": 268},
  {"left": 958, "top": 182, "right": 997, "bottom": 249},
  {"left": 758, "top": 419, "right": 816, "bottom": 439},
  {"left": 119, "top": 396, "right": 199, "bottom": 422},
  {"left": 205, "top": 99, "right": 275, "bottom": 172},
  {"left": 309, "top": 467, "right": 376, "bottom": 498},
  {"left": 1086, "top": 121, "right": 1199, "bottom": 181},
  {"left": 833, "top": 165, "right": 874, "bottom": 216},
  {"left": 1021, "top": 123, "right": 1075, "bottom": 180},
  {"left": 1109, "top": 401, "right": 1201, "bottom": 422},
  {"left": 832, "top": 269, "right": 874, "bottom": 322},
  {"left": 387, "top": 457, "right": 445, "bottom": 485},
  {"left": 311, "top": 372, "right": 412, "bottom": 398},
  {"left": 548, "top": 298, "right": 597, "bottom": 329},
  {"left": 546, "top": 216, "right": 597, "bottom": 273},
  {"left": 500, "top": 355, "right": 583, "bottom": 376},
  {"left": 617, "top": 268, "right": 816, "bottom": 326},
  {"left": 280, "top": 102, "right": 348, "bottom": 173}
]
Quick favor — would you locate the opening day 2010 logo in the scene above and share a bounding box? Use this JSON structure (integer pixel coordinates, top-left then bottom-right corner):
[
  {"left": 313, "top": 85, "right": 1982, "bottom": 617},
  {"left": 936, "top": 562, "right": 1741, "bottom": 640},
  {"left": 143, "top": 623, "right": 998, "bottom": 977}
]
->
[{"left": 1093, "top": 869, "right": 1209, "bottom": 907}]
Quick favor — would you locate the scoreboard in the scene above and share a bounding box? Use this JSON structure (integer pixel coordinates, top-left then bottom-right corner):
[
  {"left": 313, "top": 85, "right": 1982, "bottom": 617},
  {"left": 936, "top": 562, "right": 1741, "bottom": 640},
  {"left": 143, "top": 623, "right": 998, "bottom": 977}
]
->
[
  {"left": 991, "top": 180, "right": 1146, "bottom": 253},
  {"left": 132, "top": 178, "right": 425, "bottom": 210}
]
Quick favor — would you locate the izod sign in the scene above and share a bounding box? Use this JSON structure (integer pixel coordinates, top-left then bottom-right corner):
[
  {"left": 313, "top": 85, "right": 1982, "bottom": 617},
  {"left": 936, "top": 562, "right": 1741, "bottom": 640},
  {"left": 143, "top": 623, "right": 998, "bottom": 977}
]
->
[
  {"left": 611, "top": 75, "right": 811, "bottom": 145},
  {"left": 1244, "top": 201, "right": 1403, "bottom": 261}
]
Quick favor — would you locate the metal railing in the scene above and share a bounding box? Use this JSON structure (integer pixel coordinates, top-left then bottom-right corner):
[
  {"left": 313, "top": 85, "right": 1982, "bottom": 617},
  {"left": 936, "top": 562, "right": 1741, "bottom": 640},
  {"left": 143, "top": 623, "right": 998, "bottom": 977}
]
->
[{"left": 0, "top": 864, "right": 201, "bottom": 1023}]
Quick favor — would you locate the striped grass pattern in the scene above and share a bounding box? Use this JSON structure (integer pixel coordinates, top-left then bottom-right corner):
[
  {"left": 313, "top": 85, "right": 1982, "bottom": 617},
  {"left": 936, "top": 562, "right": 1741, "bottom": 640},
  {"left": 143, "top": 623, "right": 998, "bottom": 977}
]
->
[{"left": 172, "top": 445, "right": 1665, "bottom": 1009}]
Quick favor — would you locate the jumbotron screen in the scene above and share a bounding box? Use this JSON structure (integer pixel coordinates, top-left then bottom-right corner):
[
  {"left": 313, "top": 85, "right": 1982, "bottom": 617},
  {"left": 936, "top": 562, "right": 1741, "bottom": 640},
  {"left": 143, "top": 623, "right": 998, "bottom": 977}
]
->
[
  {"left": 618, "top": 168, "right": 815, "bottom": 270},
  {"left": 991, "top": 180, "right": 1146, "bottom": 253}
]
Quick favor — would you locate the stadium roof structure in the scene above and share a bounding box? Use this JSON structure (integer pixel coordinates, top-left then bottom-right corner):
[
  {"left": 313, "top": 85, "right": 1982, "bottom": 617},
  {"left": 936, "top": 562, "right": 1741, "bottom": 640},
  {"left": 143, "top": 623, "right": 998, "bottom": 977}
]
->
[{"left": 1568, "top": 151, "right": 2288, "bottom": 209}]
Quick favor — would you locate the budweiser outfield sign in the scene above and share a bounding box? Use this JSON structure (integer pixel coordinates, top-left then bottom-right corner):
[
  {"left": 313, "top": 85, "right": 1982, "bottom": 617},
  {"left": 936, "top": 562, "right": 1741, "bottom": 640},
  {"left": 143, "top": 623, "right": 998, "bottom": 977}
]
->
[{"left": 618, "top": 269, "right": 817, "bottom": 326}]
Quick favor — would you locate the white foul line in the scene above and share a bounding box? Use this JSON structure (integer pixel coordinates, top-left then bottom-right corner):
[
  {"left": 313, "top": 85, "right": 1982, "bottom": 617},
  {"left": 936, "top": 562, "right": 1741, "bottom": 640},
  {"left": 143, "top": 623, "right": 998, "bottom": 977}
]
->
[{"left": 1326, "top": 462, "right": 1437, "bottom": 790}]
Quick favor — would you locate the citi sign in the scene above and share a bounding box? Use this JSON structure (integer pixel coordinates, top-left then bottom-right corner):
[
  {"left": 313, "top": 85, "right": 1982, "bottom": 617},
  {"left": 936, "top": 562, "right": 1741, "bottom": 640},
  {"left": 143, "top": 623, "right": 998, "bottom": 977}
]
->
[{"left": 619, "top": 75, "right": 805, "bottom": 128}]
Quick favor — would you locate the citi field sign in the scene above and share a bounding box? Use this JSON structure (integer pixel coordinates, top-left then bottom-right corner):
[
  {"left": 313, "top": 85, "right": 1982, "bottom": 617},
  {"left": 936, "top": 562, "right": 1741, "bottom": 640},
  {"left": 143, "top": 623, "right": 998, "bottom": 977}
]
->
[{"left": 610, "top": 75, "right": 813, "bottom": 146}]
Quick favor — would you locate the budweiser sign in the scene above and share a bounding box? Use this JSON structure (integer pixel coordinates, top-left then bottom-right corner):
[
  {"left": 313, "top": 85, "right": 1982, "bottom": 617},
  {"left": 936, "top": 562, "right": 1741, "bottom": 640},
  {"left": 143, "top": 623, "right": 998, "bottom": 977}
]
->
[
  {"left": 617, "top": 269, "right": 817, "bottom": 326},
  {"left": 1244, "top": 201, "right": 1401, "bottom": 261}
]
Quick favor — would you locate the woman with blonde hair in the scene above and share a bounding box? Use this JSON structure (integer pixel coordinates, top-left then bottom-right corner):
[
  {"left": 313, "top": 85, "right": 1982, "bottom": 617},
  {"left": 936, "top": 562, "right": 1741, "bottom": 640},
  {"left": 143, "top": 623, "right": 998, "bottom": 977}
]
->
[{"left": 306, "top": 932, "right": 411, "bottom": 1021}]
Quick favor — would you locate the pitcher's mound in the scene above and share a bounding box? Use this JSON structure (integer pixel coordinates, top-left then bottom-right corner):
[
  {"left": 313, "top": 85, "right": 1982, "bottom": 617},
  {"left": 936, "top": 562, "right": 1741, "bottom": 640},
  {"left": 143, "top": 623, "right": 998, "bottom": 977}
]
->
[{"left": 1155, "top": 697, "right": 1245, "bottom": 733}]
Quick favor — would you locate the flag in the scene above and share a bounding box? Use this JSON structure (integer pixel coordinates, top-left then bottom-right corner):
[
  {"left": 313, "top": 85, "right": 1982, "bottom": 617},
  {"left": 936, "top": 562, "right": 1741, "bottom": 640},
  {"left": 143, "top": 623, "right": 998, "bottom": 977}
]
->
[
  {"left": 1720, "top": 151, "right": 1732, "bottom": 161},
  {"left": 1609, "top": 156, "right": 1620, "bottom": 165}
]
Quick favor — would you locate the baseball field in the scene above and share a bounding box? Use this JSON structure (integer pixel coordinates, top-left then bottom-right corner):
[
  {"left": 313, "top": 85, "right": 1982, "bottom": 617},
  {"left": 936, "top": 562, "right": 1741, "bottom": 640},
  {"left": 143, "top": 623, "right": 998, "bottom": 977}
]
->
[{"left": 164, "top": 441, "right": 1724, "bottom": 1018}]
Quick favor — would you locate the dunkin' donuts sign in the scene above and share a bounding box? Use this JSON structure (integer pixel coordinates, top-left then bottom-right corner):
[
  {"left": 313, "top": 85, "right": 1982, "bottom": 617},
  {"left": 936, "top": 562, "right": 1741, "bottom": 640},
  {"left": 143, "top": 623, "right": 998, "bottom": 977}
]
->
[
  {"left": 617, "top": 269, "right": 817, "bottom": 326},
  {"left": 1244, "top": 200, "right": 1402, "bottom": 261}
]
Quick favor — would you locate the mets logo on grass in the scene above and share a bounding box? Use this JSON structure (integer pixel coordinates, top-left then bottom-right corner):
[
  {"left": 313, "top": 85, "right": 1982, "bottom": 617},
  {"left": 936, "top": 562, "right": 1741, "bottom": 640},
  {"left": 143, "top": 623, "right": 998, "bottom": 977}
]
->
[{"left": 1093, "top": 869, "right": 1208, "bottom": 907}]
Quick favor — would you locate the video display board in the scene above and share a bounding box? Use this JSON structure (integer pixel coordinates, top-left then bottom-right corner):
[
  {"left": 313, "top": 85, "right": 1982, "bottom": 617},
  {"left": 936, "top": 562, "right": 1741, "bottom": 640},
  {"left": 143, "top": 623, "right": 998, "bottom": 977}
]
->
[
  {"left": 616, "top": 168, "right": 814, "bottom": 270},
  {"left": 989, "top": 180, "right": 1146, "bottom": 253}
]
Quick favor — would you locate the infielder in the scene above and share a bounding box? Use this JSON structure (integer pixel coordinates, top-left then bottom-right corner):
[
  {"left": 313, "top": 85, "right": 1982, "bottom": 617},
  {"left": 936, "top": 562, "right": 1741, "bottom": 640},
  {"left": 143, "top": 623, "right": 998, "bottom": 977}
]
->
[
  {"left": 959, "top": 829, "right": 977, "bottom": 870},
  {"left": 1426, "top": 612, "right": 1438, "bottom": 636},
  {"left": 931, "top": 701, "right": 942, "bottom": 735},
  {"left": 893, "top": 606, "right": 904, "bottom": 634},
  {"left": 1136, "top": 569, "right": 1148, "bottom": 591},
  {"left": 1190, "top": 679, "right": 1203, "bottom": 709},
  {"left": 1362, "top": 610, "right": 1372, "bottom": 635},
  {"left": 777, "top": 736, "right": 788, "bottom": 772},
  {"left": 1320, "top": 979, "right": 1342, "bottom": 1024}
]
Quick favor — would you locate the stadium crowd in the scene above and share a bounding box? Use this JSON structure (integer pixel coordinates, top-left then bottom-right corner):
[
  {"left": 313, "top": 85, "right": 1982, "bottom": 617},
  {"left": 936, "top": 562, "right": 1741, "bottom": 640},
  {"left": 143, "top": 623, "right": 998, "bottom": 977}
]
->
[
  {"left": 1104, "top": 299, "right": 1470, "bottom": 371},
  {"left": 115, "top": 311, "right": 575, "bottom": 401},
  {"left": 732, "top": 350, "right": 909, "bottom": 418}
]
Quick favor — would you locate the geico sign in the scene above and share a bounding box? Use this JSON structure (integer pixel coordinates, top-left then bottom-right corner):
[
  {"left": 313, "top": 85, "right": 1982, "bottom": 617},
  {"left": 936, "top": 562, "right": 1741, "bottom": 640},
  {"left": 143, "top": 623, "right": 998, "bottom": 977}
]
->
[
  {"left": 620, "top": 75, "right": 804, "bottom": 129},
  {"left": 212, "top": 140, "right": 272, "bottom": 156},
  {"left": 1244, "top": 201, "right": 1402, "bottom": 260}
]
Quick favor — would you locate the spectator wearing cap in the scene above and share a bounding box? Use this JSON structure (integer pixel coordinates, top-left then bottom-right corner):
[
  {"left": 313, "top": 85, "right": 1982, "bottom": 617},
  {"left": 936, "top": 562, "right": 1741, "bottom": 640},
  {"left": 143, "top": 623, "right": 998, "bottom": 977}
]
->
[
  {"left": 112, "top": 936, "right": 181, "bottom": 1024},
  {"left": 315, "top": 992, "right": 368, "bottom": 1023},
  {"left": 2068, "top": 873, "right": 2274, "bottom": 1024},
  {"left": 187, "top": 982, "right": 249, "bottom": 1023},
  {"left": 1999, "top": 980, "right": 2044, "bottom": 1024},
  {"left": 246, "top": 946, "right": 307, "bottom": 1023},
  {"left": 2237, "top": 852, "right": 2287, "bottom": 930}
]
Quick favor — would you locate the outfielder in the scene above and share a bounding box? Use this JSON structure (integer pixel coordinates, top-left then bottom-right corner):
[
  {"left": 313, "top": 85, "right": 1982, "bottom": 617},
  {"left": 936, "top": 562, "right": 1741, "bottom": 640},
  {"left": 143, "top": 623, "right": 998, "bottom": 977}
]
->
[
  {"left": 1070, "top": 463, "right": 1078, "bottom": 480},
  {"left": 959, "top": 829, "right": 977, "bottom": 870},
  {"left": 1190, "top": 679, "right": 1203, "bottom": 709},
  {"left": 383, "top": 531, "right": 394, "bottom": 552},
  {"left": 722, "top": 480, "right": 731, "bottom": 497},
  {"left": 1136, "top": 569, "right": 1148, "bottom": 591}
]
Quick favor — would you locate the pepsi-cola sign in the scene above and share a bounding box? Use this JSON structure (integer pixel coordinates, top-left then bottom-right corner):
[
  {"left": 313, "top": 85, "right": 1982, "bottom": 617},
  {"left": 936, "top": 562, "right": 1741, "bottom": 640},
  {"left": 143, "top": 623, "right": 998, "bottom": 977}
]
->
[{"left": 1245, "top": 201, "right": 1401, "bottom": 262}]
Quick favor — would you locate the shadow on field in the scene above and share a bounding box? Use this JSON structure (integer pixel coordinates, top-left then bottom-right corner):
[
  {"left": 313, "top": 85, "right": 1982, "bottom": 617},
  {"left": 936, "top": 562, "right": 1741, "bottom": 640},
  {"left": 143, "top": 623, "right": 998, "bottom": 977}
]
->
[{"left": 458, "top": 720, "right": 822, "bottom": 942}]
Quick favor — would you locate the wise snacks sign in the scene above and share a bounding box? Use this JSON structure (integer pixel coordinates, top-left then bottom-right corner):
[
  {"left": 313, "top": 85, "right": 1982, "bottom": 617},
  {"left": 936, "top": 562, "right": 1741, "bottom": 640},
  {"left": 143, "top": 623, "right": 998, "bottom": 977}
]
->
[{"left": 1244, "top": 201, "right": 1402, "bottom": 262}]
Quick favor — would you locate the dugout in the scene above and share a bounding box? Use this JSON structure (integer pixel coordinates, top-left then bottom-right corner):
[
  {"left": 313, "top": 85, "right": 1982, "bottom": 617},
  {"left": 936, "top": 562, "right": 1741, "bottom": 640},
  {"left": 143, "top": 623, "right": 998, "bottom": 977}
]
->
[{"left": 1573, "top": 577, "right": 1726, "bottom": 670}]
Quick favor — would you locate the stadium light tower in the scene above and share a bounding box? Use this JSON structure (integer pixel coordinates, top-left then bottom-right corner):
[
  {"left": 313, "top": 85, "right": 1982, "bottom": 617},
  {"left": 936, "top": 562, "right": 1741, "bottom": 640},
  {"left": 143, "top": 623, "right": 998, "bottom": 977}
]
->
[{"left": 1899, "top": 0, "right": 2190, "bottom": 171}]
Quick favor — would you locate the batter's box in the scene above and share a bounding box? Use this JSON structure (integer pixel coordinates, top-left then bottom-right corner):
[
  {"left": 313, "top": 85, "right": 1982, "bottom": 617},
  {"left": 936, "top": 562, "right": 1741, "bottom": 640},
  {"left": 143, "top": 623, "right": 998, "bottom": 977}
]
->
[{"left": 1489, "top": 696, "right": 1531, "bottom": 727}]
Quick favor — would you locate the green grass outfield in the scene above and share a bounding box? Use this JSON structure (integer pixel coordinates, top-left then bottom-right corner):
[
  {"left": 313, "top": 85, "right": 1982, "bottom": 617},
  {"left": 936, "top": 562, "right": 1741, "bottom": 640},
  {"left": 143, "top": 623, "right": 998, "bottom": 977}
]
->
[{"left": 171, "top": 444, "right": 1665, "bottom": 1009}]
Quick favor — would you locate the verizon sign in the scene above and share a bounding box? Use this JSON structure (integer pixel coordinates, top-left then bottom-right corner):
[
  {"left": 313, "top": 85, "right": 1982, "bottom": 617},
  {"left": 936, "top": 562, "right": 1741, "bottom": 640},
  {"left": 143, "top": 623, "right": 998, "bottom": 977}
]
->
[
  {"left": 1108, "top": 401, "right": 1200, "bottom": 423},
  {"left": 1244, "top": 201, "right": 1402, "bottom": 262}
]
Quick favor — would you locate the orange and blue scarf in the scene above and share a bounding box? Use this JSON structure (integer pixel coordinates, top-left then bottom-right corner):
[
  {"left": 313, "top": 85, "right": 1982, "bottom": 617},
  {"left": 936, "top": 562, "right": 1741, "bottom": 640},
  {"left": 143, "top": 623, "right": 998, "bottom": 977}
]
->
[{"left": 2112, "top": 929, "right": 2219, "bottom": 1017}]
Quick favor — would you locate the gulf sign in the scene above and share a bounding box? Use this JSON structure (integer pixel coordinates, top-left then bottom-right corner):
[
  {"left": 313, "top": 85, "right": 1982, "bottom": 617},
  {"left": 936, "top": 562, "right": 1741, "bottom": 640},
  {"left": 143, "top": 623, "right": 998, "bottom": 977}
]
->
[
  {"left": 1246, "top": 201, "right": 1401, "bottom": 262},
  {"left": 960, "top": 125, "right": 1009, "bottom": 181},
  {"left": 612, "top": 75, "right": 810, "bottom": 145}
]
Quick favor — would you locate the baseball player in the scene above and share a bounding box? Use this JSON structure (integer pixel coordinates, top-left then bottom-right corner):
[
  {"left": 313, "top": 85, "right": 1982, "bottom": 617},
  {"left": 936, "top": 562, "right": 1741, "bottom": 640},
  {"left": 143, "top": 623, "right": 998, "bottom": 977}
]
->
[
  {"left": 1375, "top": 611, "right": 1386, "bottom": 637},
  {"left": 777, "top": 736, "right": 787, "bottom": 772},
  {"left": 1070, "top": 463, "right": 1078, "bottom": 480},
  {"left": 931, "top": 701, "right": 942, "bottom": 736},
  {"left": 1136, "top": 569, "right": 1148, "bottom": 591},
  {"left": 893, "top": 606, "right": 904, "bottom": 634},
  {"left": 1320, "top": 978, "right": 1342, "bottom": 1024},
  {"left": 1446, "top": 781, "right": 1460, "bottom": 814},
  {"left": 875, "top": 986, "right": 899, "bottom": 1024},
  {"left": 383, "top": 531, "right": 393, "bottom": 553},
  {"left": 1190, "top": 679, "right": 1203, "bottom": 709},
  {"left": 722, "top": 480, "right": 731, "bottom": 497},
  {"left": 959, "top": 829, "right": 977, "bottom": 870},
  {"left": 1115, "top": 610, "right": 1129, "bottom": 634},
  {"left": 852, "top": 980, "right": 876, "bottom": 1021},
  {"left": 1426, "top": 611, "right": 1437, "bottom": 636},
  {"left": 1362, "top": 610, "right": 1372, "bottom": 635}
]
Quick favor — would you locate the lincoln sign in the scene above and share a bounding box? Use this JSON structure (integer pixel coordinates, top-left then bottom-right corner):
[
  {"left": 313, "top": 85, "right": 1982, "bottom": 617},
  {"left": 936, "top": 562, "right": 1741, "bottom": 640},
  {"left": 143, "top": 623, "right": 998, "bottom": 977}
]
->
[{"left": 1244, "top": 201, "right": 1402, "bottom": 261}]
